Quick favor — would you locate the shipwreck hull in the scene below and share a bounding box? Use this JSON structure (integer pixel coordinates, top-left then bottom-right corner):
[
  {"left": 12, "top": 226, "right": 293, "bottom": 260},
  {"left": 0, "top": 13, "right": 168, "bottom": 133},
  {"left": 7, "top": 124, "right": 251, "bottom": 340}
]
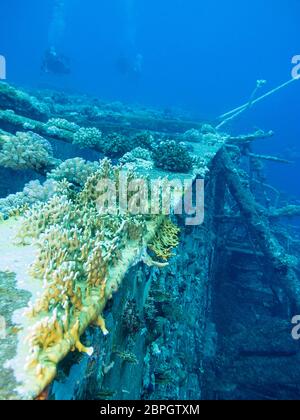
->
[
  {"left": 0, "top": 83, "right": 299, "bottom": 401},
  {"left": 50, "top": 160, "right": 225, "bottom": 400},
  {"left": 0, "top": 140, "right": 224, "bottom": 400}
]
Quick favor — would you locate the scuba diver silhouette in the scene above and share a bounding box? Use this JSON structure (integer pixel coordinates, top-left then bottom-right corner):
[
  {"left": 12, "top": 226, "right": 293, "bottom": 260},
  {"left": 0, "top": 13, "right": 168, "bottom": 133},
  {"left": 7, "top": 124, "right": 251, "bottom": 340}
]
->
[
  {"left": 115, "top": 0, "right": 143, "bottom": 80},
  {"left": 116, "top": 53, "right": 143, "bottom": 79},
  {"left": 42, "top": 1, "right": 70, "bottom": 75},
  {"left": 41, "top": 47, "right": 71, "bottom": 75}
]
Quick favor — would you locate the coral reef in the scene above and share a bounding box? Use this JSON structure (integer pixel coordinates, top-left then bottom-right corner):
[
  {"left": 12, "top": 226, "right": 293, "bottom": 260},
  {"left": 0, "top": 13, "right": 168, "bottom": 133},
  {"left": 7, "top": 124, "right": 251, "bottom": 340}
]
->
[
  {"left": 49, "top": 158, "right": 99, "bottom": 187},
  {"left": 102, "top": 133, "right": 131, "bottom": 157},
  {"left": 73, "top": 127, "right": 103, "bottom": 149},
  {"left": 149, "top": 218, "right": 180, "bottom": 261},
  {"left": 11, "top": 159, "right": 176, "bottom": 397},
  {"left": 130, "top": 131, "right": 156, "bottom": 150},
  {"left": 0, "top": 180, "right": 57, "bottom": 219},
  {"left": 120, "top": 147, "right": 153, "bottom": 170},
  {"left": 0, "top": 131, "right": 57, "bottom": 172},
  {"left": 201, "top": 124, "right": 216, "bottom": 135},
  {"left": 182, "top": 128, "right": 203, "bottom": 143},
  {"left": 120, "top": 147, "right": 153, "bottom": 164},
  {"left": 182, "top": 125, "right": 216, "bottom": 143},
  {"left": 46, "top": 118, "right": 80, "bottom": 135},
  {"left": 2, "top": 82, "right": 298, "bottom": 401},
  {"left": 0, "top": 82, "right": 50, "bottom": 121},
  {"left": 152, "top": 140, "right": 193, "bottom": 173}
]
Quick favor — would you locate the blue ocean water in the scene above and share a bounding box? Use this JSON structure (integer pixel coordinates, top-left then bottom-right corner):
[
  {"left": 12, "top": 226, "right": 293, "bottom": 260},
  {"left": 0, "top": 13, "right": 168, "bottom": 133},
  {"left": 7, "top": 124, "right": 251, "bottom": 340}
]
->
[{"left": 1, "top": 0, "right": 299, "bottom": 195}]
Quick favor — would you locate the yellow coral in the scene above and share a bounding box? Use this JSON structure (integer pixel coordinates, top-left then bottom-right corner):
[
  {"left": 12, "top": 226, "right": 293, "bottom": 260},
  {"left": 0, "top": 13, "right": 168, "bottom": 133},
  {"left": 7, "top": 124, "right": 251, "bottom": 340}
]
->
[
  {"left": 13, "top": 159, "right": 180, "bottom": 398},
  {"left": 149, "top": 218, "right": 180, "bottom": 260}
]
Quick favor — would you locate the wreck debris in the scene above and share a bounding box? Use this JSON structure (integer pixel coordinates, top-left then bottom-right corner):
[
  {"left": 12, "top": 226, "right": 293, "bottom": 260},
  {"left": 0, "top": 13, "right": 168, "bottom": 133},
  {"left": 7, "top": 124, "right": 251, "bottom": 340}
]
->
[
  {"left": 0, "top": 109, "right": 75, "bottom": 146},
  {"left": 0, "top": 158, "right": 181, "bottom": 399},
  {"left": 0, "top": 81, "right": 299, "bottom": 401},
  {"left": 122, "top": 298, "right": 142, "bottom": 335},
  {"left": 0, "top": 82, "right": 50, "bottom": 121},
  {"left": 226, "top": 130, "right": 274, "bottom": 145},
  {"left": 270, "top": 206, "right": 300, "bottom": 219},
  {"left": 217, "top": 77, "right": 299, "bottom": 129},
  {"left": 247, "top": 153, "right": 293, "bottom": 165},
  {"left": 219, "top": 149, "right": 300, "bottom": 311}
]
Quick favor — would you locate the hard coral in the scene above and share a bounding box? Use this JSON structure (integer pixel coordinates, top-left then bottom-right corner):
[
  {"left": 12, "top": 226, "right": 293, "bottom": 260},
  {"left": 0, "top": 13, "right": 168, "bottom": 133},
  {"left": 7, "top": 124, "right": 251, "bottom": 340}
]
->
[
  {"left": 0, "top": 131, "right": 56, "bottom": 171},
  {"left": 47, "top": 118, "right": 80, "bottom": 132},
  {"left": 0, "top": 82, "right": 50, "bottom": 121},
  {"left": 182, "top": 129, "right": 203, "bottom": 143},
  {"left": 0, "top": 179, "right": 56, "bottom": 219},
  {"left": 17, "top": 159, "right": 164, "bottom": 390},
  {"left": 73, "top": 127, "right": 103, "bottom": 149},
  {"left": 49, "top": 158, "right": 99, "bottom": 187},
  {"left": 120, "top": 147, "right": 153, "bottom": 165},
  {"left": 153, "top": 140, "right": 193, "bottom": 173},
  {"left": 149, "top": 218, "right": 180, "bottom": 261},
  {"left": 131, "top": 131, "right": 156, "bottom": 150},
  {"left": 103, "top": 133, "right": 132, "bottom": 158}
]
